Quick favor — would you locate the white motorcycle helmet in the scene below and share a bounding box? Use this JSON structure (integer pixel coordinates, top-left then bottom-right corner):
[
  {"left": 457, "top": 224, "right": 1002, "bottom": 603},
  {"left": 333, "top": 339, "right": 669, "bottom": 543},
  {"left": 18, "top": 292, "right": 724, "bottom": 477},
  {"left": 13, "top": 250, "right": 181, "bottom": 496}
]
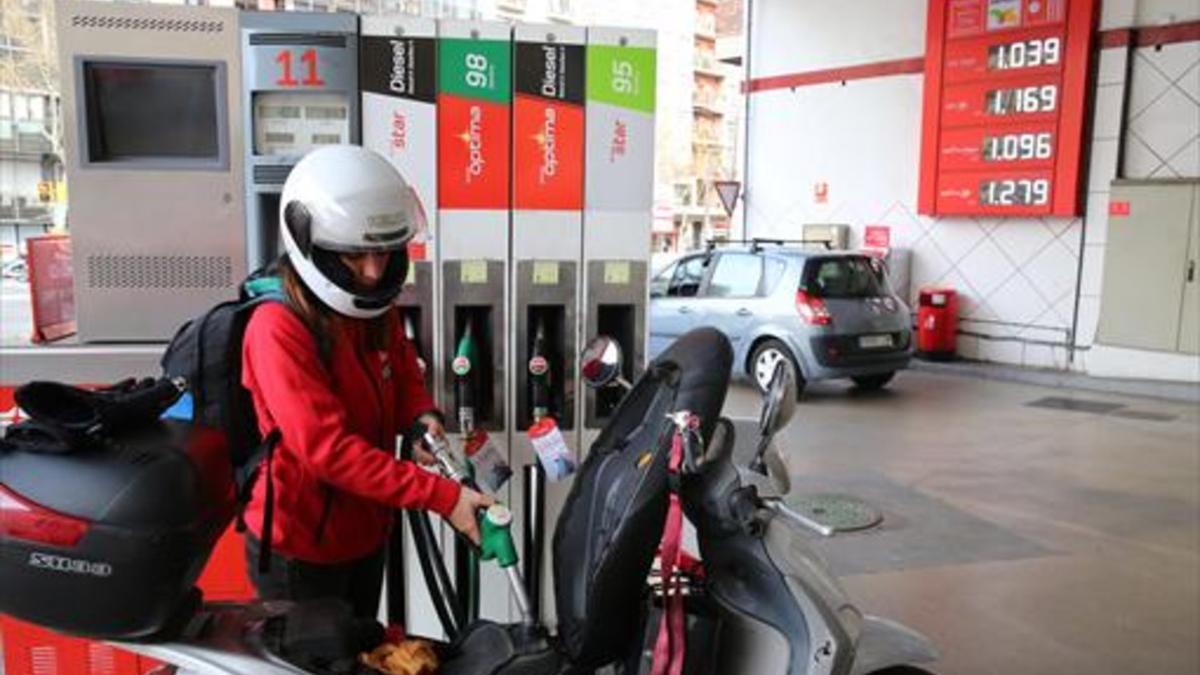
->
[{"left": 279, "top": 145, "right": 426, "bottom": 319}]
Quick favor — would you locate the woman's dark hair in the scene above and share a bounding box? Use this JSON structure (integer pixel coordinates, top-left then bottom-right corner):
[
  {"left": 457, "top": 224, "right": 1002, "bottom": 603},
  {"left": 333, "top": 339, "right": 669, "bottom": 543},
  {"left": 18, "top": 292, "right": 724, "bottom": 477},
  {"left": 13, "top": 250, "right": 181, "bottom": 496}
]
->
[{"left": 278, "top": 255, "right": 393, "bottom": 362}]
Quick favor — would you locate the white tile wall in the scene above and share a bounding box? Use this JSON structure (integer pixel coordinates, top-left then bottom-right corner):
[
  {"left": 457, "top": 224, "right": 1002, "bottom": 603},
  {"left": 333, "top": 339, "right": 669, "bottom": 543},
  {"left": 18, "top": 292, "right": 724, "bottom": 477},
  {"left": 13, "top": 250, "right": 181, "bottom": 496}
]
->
[
  {"left": 1083, "top": 192, "right": 1110, "bottom": 245},
  {"left": 1088, "top": 139, "right": 1123, "bottom": 193},
  {"left": 1097, "top": 48, "right": 1129, "bottom": 87},
  {"left": 1080, "top": 243, "right": 1107, "bottom": 297},
  {"left": 1092, "top": 84, "right": 1127, "bottom": 141},
  {"left": 1123, "top": 43, "right": 1200, "bottom": 179}
]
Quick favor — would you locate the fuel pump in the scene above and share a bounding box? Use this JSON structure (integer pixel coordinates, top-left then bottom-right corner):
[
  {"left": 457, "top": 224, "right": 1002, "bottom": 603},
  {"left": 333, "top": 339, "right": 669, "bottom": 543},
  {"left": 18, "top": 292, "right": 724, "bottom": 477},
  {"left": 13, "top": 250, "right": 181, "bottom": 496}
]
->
[
  {"left": 508, "top": 24, "right": 588, "bottom": 628},
  {"left": 361, "top": 16, "right": 440, "bottom": 634},
  {"left": 580, "top": 27, "right": 656, "bottom": 457},
  {"left": 437, "top": 20, "right": 514, "bottom": 623},
  {"left": 240, "top": 11, "right": 359, "bottom": 273}
]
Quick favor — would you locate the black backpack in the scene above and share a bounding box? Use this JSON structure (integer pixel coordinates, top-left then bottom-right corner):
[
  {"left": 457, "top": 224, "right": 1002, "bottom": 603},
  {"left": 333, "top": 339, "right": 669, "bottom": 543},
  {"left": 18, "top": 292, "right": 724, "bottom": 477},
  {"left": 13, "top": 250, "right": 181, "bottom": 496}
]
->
[{"left": 161, "top": 273, "right": 288, "bottom": 573}]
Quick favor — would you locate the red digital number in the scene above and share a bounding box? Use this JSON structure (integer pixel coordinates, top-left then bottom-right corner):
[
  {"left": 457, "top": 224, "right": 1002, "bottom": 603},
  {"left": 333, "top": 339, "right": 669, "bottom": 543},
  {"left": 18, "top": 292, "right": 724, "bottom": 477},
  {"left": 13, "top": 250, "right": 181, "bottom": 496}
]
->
[
  {"left": 301, "top": 49, "right": 325, "bottom": 86},
  {"left": 275, "top": 50, "right": 298, "bottom": 87},
  {"left": 276, "top": 49, "right": 324, "bottom": 87}
]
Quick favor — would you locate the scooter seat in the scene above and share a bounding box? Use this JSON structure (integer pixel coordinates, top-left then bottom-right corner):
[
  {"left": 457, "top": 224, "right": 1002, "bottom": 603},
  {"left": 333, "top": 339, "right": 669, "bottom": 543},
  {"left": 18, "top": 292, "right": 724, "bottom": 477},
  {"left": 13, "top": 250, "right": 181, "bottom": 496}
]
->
[{"left": 552, "top": 327, "right": 732, "bottom": 669}]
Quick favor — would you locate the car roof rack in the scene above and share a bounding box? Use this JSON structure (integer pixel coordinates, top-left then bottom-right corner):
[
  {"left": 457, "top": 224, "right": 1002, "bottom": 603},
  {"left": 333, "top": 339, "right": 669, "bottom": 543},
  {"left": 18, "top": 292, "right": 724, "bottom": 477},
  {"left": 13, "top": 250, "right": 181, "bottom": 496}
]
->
[{"left": 704, "top": 237, "right": 833, "bottom": 253}]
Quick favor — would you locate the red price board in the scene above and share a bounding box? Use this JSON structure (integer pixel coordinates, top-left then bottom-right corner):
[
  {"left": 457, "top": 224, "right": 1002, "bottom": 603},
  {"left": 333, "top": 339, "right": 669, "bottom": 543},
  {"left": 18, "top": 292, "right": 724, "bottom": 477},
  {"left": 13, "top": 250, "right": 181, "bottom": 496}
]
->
[{"left": 918, "top": 0, "right": 1097, "bottom": 217}]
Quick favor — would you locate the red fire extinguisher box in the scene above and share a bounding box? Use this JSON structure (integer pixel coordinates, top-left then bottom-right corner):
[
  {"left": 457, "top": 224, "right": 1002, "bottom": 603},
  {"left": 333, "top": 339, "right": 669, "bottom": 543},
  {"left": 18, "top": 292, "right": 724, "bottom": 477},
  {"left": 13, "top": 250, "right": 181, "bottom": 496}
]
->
[{"left": 917, "top": 287, "right": 959, "bottom": 359}]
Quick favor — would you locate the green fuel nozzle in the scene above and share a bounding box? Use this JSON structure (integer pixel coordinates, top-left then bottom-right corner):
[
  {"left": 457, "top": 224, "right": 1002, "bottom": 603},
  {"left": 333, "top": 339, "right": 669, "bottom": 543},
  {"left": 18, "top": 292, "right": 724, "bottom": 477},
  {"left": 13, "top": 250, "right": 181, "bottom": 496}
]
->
[
  {"left": 453, "top": 321, "right": 479, "bottom": 434},
  {"left": 479, "top": 504, "right": 534, "bottom": 625},
  {"left": 479, "top": 504, "right": 519, "bottom": 568}
]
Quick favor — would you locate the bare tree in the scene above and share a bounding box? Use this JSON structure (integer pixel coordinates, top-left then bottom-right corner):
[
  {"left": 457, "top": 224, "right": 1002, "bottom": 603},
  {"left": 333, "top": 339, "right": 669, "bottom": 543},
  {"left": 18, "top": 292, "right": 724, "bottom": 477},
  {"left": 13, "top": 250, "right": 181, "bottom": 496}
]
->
[{"left": 1, "top": 0, "right": 62, "bottom": 163}]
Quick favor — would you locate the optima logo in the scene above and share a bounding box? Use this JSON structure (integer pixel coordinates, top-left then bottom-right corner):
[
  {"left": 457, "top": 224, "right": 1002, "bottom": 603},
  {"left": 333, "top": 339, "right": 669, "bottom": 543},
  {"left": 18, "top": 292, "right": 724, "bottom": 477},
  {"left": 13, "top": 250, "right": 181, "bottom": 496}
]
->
[
  {"left": 539, "top": 107, "right": 559, "bottom": 184},
  {"left": 465, "top": 105, "right": 486, "bottom": 181},
  {"left": 28, "top": 552, "right": 113, "bottom": 577}
]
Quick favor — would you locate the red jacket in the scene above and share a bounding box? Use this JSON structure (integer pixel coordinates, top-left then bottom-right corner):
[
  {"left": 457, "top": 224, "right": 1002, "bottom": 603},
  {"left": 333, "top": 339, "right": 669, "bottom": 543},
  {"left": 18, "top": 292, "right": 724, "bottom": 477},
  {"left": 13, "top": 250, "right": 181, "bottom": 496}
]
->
[{"left": 241, "top": 302, "right": 461, "bottom": 564}]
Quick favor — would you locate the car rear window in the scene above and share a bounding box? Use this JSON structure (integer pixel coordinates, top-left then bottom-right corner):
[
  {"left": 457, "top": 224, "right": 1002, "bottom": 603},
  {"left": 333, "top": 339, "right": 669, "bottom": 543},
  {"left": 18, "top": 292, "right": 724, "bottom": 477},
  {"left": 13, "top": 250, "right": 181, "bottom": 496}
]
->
[{"left": 803, "top": 256, "right": 889, "bottom": 298}]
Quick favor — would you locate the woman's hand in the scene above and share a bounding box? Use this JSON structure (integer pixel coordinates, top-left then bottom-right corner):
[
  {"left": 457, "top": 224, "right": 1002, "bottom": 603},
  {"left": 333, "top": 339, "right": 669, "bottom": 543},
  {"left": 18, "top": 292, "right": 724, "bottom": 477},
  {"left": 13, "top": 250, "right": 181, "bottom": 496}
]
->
[
  {"left": 446, "top": 486, "right": 494, "bottom": 545},
  {"left": 412, "top": 413, "right": 445, "bottom": 465}
]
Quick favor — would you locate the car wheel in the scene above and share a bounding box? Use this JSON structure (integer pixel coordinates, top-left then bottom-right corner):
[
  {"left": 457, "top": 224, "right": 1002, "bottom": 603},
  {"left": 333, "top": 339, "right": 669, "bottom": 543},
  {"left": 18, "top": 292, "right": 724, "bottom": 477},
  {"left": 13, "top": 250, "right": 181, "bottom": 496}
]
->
[
  {"left": 750, "top": 339, "right": 805, "bottom": 398},
  {"left": 852, "top": 372, "right": 895, "bottom": 391}
]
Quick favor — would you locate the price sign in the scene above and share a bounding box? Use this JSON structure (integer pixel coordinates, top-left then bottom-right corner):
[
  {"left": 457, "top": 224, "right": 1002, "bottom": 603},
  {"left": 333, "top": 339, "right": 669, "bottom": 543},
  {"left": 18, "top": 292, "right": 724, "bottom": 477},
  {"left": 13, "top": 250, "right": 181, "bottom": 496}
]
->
[{"left": 919, "top": 0, "right": 1097, "bottom": 217}]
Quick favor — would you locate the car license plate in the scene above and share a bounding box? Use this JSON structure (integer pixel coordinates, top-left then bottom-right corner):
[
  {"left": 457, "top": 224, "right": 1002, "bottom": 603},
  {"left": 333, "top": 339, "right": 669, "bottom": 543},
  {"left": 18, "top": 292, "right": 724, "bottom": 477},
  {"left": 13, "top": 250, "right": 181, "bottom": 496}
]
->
[{"left": 858, "top": 334, "right": 893, "bottom": 349}]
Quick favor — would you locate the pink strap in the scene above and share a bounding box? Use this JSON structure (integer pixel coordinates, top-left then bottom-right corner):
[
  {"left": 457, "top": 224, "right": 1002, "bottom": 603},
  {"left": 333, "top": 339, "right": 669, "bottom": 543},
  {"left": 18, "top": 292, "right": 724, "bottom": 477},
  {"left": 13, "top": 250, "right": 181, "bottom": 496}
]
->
[{"left": 651, "top": 426, "right": 687, "bottom": 675}]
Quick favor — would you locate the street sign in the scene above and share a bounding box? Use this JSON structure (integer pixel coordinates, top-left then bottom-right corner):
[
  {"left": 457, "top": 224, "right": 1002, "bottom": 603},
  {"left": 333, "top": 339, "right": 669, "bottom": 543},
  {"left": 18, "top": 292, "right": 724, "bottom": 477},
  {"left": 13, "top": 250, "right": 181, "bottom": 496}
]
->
[{"left": 713, "top": 180, "right": 741, "bottom": 217}]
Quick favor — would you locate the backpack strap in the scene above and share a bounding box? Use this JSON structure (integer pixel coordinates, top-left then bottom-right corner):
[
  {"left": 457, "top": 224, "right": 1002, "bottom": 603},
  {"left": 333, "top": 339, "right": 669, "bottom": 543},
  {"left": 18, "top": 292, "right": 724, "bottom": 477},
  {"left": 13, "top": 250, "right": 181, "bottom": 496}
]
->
[{"left": 256, "top": 427, "right": 282, "bottom": 575}]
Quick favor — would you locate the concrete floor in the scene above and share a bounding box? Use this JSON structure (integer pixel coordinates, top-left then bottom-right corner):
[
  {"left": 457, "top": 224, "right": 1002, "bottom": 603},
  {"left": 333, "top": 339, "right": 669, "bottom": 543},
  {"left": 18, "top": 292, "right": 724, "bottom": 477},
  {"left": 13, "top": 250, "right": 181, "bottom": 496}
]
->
[{"left": 719, "top": 370, "right": 1200, "bottom": 675}]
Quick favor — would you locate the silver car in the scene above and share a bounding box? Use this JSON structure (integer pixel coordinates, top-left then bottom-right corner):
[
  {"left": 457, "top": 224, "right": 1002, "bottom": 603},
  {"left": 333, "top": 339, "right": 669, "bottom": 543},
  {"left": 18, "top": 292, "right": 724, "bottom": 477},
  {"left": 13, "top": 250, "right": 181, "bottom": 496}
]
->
[{"left": 649, "top": 244, "right": 912, "bottom": 395}]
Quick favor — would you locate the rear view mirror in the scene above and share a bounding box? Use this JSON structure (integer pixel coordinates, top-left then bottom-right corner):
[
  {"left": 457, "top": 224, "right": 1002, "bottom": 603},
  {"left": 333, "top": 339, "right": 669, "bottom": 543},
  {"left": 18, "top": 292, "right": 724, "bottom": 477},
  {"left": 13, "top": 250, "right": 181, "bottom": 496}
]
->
[
  {"left": 581, "top": 336, "right": 626, "bottom": 389},
  {"left": 759, "top": 361, "right": 798, "bottom": 437},
  {"left": 751, "top": 361, "right": 796, "bottom": 475}
]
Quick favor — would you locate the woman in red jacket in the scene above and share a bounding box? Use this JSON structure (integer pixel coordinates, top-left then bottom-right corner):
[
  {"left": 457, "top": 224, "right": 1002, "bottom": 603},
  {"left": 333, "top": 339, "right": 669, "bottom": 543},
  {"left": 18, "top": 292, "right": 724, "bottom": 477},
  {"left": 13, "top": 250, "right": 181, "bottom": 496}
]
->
[{"left": 241, "top": 145, "right": 492, "bottom": 618}]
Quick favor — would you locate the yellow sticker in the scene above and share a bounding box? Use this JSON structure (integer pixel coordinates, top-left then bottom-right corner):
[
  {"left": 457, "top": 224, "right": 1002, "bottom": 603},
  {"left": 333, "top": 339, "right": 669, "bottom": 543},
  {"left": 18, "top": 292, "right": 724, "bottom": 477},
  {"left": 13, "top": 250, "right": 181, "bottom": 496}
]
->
[
  {"left": 604, "top": 261, "right": 631, "bottom": 285},
  {"left": 461, "top": 260, "right": 488, "bottom": 284},
  {"left": 532, "top": 261, "right": 560, "bottom": 285},
  {"left": 637, "top": 451, "right": 653, "bottom": 469}
]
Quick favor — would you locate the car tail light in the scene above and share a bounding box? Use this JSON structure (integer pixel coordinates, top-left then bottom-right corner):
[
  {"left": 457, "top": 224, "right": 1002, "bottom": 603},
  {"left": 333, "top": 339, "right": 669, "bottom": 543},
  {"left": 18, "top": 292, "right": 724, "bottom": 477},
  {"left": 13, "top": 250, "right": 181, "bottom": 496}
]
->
[
  {"left": 0, "top": 483, "right": 90, "bottom": 547},
  {"left": 796, "top": 290, "right": 833, "bottom": 326}
]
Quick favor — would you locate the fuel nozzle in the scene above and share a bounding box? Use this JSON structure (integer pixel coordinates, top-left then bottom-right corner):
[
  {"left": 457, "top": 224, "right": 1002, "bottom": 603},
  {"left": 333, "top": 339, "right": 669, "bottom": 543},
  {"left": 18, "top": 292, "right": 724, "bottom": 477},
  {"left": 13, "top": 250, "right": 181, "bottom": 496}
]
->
[
  {"left": 424, "top": 431, "right": 469, "bottom": 484},
  {"left": 453, "top": 320, "right": 478, "bottom": 434},
  {"left": 404, "top": 312, "right": 427, "bottom": 377},
  {"left": 479, "top": 503, "right": 534, "bottom": 626},
  {"left": 528, "top": 320, "right": 553, "bottom": 422}
]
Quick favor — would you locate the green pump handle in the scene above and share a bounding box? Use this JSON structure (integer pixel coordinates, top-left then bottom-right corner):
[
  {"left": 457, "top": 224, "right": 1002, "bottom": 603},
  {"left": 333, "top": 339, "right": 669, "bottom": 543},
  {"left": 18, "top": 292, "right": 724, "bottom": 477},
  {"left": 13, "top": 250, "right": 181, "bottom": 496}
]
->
[{"left": 479, "top": 504, "right": 519, "bottom": 568}]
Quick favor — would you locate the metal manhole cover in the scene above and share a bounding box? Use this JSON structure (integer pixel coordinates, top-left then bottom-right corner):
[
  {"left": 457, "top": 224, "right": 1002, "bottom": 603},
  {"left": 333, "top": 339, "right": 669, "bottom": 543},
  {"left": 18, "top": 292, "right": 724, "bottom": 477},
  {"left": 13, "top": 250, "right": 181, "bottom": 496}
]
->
[{"left": 785, "top": 493, "right": 883, "bottom": 532}]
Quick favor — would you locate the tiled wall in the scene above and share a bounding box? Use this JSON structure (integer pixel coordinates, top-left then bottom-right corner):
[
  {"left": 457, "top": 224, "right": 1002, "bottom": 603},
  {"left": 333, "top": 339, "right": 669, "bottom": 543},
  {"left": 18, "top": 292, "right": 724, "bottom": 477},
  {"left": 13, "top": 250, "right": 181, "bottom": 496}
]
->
[
  {"left": 746, "top": 0, "right": 1199, "bottom": 378},
  {"left": 1074, "top": 38, "right": 1199, "bottom": 378}
]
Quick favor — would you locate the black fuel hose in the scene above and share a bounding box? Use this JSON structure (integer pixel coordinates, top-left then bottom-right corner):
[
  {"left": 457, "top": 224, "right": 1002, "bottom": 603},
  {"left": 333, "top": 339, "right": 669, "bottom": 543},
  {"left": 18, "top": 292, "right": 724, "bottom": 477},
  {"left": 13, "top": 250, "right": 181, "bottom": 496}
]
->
[
  {"left": 407, "top": 508, "right": 463, "bottom": 637},
  {"left": 401, "top": 434, "right": 464, "bottom": 638}
]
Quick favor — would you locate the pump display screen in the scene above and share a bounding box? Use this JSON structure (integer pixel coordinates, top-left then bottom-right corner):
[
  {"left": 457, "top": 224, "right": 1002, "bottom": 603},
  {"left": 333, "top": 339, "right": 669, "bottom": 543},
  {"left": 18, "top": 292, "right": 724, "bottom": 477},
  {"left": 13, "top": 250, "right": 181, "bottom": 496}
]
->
[
  {"left": 918, "top": 0, "right": 1096, "bottom": 216},
  {"left": 83, "top": 61, "right": 221, "bottom": 162},
  {"left": 253, "top": 91, "right": 350, "bottom": 157}
]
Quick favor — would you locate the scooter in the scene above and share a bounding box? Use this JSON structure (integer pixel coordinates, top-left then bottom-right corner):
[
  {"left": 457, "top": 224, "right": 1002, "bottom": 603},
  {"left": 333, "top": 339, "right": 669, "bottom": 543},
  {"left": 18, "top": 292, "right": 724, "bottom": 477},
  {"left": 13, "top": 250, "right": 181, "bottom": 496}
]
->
[
  {"left": 3, "top": 328, "right": 938, "bottom": 674},
  {"left": 572, "top": 332, "right": 938, "bottom": 675}
]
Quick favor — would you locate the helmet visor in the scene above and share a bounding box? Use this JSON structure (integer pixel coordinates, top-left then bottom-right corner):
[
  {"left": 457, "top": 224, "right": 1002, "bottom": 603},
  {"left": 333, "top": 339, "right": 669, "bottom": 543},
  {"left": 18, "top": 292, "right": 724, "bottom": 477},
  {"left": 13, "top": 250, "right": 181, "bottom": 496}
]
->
[{"left": 312, "top": 185, "right": 429, "bottom": 254}]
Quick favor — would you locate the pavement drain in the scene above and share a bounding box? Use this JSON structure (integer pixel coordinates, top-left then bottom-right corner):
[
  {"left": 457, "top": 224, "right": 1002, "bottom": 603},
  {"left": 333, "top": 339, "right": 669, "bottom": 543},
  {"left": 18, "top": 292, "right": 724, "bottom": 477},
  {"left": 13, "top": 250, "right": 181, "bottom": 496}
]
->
[
  {"left": 784, "top": 493, "right": 884, "bottom": 533},
  {"left": 1026, "top": 396, "right": 1125, "bottom": 415}
]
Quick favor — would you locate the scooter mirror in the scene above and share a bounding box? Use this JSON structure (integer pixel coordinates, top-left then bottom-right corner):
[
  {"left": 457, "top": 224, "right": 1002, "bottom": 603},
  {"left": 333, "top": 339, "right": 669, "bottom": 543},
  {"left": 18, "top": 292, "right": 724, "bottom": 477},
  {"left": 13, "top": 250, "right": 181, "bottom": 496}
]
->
[
  {"left": 759, "top": 360, "right": 797, "bottom": 439},
  {"left": 581, "top": 336, "right": 624, "bottom": 389}
]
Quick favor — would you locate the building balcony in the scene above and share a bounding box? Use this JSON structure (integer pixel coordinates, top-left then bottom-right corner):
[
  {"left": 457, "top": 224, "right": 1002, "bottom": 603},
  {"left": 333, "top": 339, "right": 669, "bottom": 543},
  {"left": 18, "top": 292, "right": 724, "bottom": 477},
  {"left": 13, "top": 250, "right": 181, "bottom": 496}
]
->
[
  {"left": 692, "top": 97, "right": 724, "bottom": 116},
  {"left": 694, "top": 55, "right": 725, "bottom": 78}
]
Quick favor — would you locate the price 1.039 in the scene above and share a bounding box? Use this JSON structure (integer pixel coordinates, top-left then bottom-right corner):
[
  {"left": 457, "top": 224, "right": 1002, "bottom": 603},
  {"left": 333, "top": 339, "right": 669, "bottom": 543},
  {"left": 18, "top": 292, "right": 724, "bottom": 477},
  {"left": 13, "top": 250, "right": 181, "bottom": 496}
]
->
[{"left": 988, "top": 36, "right": 1061, "bottom": 70}]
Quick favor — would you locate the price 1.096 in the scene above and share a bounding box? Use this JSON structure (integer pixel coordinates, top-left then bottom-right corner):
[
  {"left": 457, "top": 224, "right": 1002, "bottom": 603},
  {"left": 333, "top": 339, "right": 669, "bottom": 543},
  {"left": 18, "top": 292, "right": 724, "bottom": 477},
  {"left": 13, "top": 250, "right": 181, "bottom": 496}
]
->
[{"left": 982, "top": 132, "right": 1053, "bottom": 162}]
